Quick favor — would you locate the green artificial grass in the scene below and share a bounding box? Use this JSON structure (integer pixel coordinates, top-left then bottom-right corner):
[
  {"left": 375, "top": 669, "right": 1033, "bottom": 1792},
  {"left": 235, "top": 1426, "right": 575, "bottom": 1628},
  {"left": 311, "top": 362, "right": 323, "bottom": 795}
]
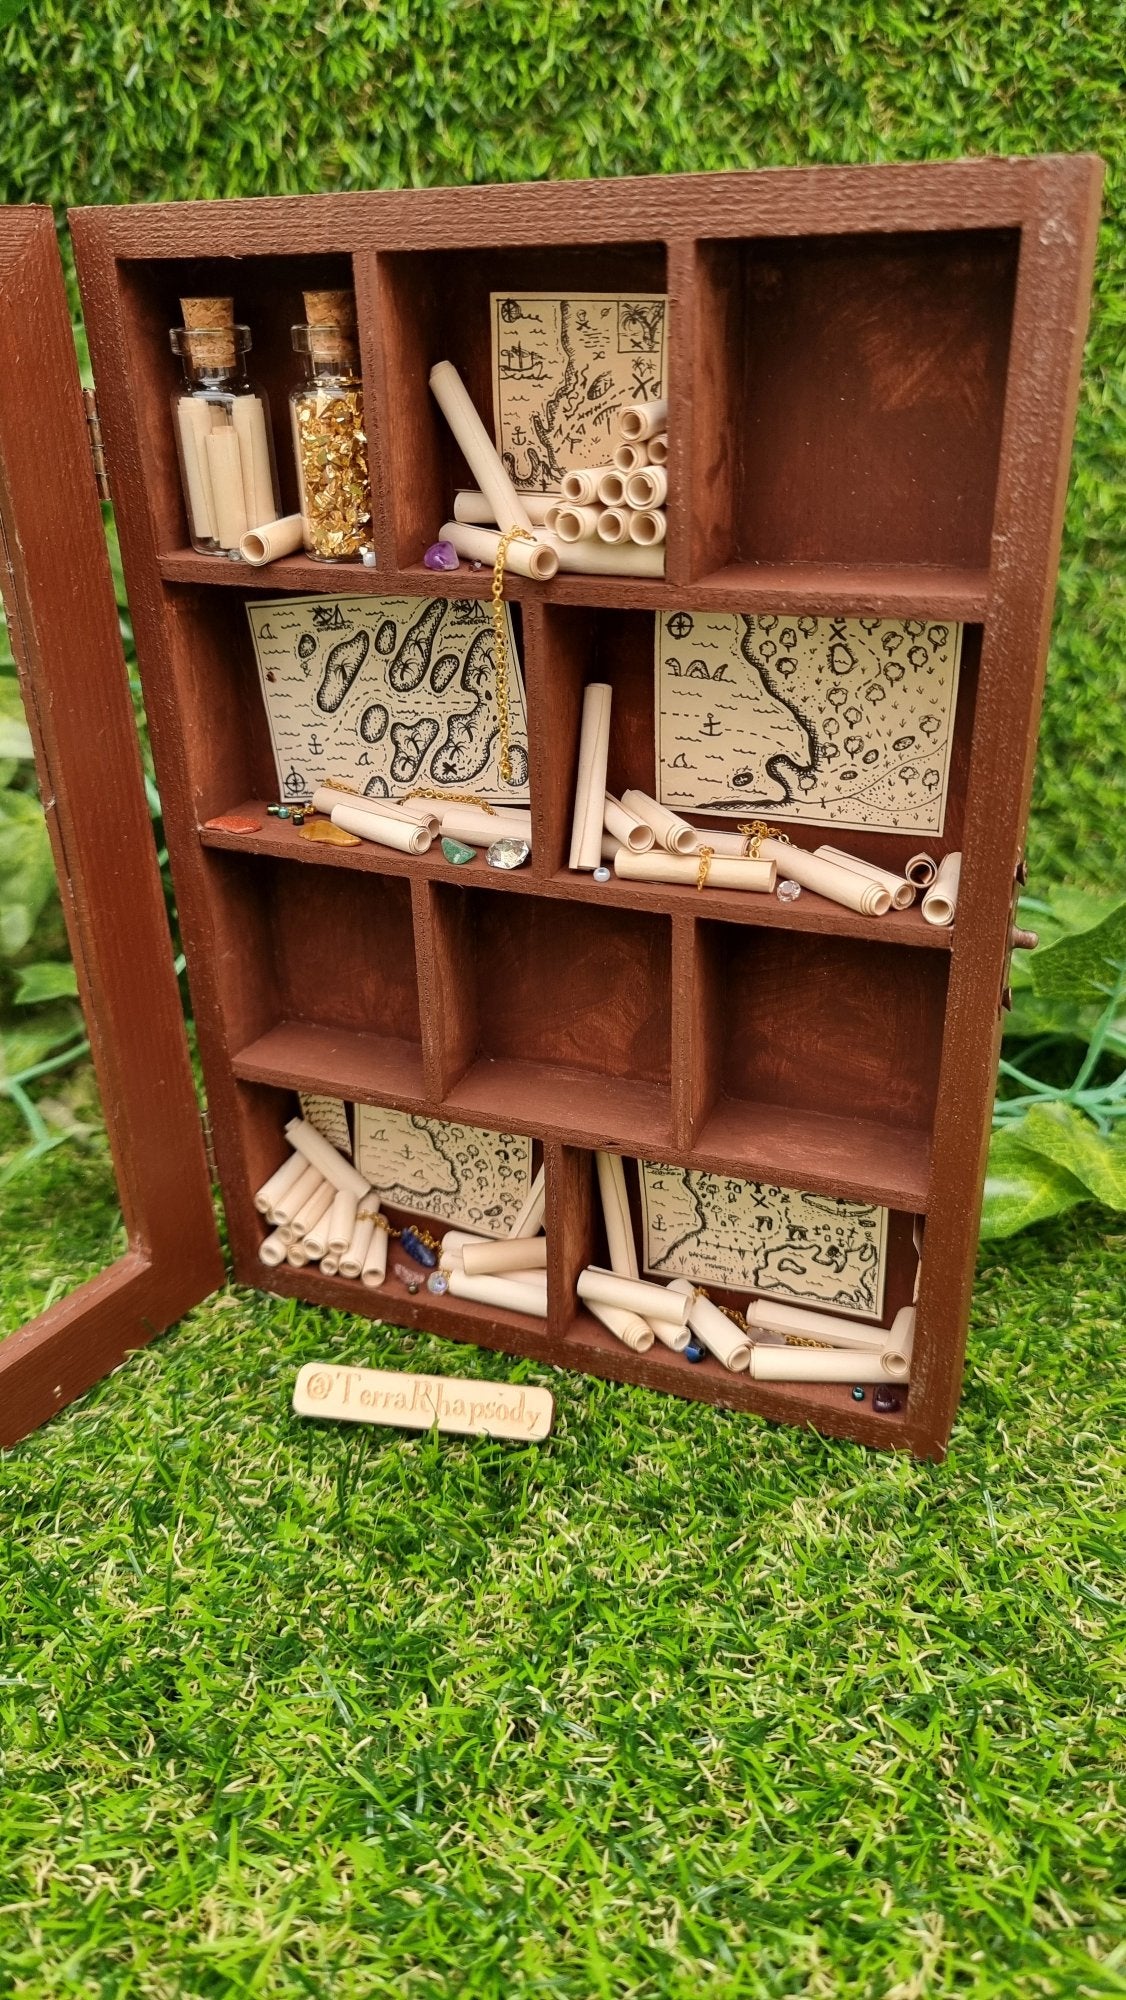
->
[{"left": 2, "top": 1121, "right": 1125, "bottom": 1998}]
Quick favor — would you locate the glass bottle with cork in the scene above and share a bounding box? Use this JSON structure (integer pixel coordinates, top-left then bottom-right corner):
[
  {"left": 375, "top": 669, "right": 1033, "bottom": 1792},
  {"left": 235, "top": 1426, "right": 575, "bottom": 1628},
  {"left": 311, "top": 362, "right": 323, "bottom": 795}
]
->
[
  {"left": 170, "top": 297, "right": 279, "bottom": 558},
  {"left": 289, "top": 289, "right": 373, "bottom": 562}
]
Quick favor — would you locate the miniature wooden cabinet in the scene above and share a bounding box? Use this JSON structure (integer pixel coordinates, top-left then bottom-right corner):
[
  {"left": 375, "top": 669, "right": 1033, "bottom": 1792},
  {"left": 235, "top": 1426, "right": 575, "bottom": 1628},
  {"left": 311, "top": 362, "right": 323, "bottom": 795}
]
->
[{"left": 0, "top": 158, "right": 1102, "bottom": 1456}]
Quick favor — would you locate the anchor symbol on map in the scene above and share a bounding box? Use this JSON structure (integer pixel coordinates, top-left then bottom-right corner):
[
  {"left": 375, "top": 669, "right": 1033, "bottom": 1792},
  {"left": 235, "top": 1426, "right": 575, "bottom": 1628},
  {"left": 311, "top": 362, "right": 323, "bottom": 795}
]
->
[
  {"left": 308, "top": 733, "right": 324, "bottom": 757},
  {"left": 700, "top": 712, "right": 722, "bottom": 737}
]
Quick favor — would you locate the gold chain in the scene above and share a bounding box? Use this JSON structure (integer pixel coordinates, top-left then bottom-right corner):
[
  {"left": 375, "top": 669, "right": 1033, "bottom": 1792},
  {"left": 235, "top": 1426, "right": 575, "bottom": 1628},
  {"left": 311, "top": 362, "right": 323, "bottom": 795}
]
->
[
  {"left": 492, "top": 526, "right": 534, "bottom": 785},
  {"left": 693, "top": 1285, "right": 751, "bottom": 1333},
  {"left": 368, "top": 1214, "right": 441, "bottom": 1253},
  {"left": 739, "top": 819, "right": 791, "bottom": 860},
  {"left": 403, "top": 789, "right": 496, "bottom": 810},
  {"left": 695, "top": 845, "right": 714, "bottom": 891}
]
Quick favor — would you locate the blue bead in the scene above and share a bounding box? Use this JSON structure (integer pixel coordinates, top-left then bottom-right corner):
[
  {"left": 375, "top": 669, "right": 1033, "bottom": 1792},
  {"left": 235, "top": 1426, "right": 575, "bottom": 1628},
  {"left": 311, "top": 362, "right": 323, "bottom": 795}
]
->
[
  {"left": 684, "top": 1337, "right": 707, "bottom": 1363},
  {"left": 851, "top": 1385, "right": 866, "bottom": 1402},
  {"left": 400, "top": 1227, "right": 437, "bottom": 1268}
]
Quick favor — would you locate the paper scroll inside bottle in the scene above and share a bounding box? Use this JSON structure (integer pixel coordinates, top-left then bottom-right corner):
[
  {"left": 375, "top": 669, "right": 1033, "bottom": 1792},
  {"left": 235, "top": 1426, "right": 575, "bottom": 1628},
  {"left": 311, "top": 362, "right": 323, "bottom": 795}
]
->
[{"left": 569, "top": 683, "right": 612, "bottom": 871}]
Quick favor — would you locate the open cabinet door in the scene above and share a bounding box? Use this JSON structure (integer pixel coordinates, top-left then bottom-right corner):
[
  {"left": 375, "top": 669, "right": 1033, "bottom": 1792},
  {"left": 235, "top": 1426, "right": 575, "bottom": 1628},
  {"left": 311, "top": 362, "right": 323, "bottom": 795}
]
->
[{"left": 0, "top": 209, "right": 222, "bottom": 1447}]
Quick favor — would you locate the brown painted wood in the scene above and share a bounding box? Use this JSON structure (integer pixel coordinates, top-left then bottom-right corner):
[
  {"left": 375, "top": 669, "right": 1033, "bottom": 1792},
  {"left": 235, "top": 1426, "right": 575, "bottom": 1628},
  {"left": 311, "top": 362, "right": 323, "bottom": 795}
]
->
[
  {"left": 65, "top": 155, "right": 1101, "bottom": 1457},
  {"left": 0, "top": 210, "right": 221, "bottom": 1447}
]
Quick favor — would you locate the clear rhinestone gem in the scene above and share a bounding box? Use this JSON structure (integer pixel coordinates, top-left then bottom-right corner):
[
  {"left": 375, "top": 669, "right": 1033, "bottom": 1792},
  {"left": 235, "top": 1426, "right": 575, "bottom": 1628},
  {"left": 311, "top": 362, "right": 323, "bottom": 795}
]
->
[
  {"left": 776, "top": 878, "right": 802, "bottom": 904},
  {"left": 486, "top": 837, "right": 530, "bottom": 871}
]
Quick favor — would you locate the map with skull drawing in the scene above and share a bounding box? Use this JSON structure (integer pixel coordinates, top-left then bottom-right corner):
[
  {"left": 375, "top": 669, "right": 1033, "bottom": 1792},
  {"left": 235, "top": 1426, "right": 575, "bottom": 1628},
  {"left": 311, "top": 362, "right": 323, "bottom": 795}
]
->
[
  {"left": 655, "top": 612, "right": 963, "bottom": 835},
  {"left": 248, "top": 594, "right": 529, "bottom": 807}
]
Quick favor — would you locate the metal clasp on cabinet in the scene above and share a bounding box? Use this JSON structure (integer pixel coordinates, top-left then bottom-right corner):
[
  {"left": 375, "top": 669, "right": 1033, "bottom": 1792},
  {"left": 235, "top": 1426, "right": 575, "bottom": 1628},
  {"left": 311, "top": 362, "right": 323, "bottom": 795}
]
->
[{"left": 83, "top": 388, "right": 110, "bottom": 501}]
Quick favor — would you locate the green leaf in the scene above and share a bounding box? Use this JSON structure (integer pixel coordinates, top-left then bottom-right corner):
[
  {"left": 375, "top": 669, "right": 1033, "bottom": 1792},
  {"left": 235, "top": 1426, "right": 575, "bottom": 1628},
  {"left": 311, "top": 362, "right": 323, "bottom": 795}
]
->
[
  {"left": 0, "top": 670, "right": 33, "bottom": 759},
  {"left": 0, "top": 788, "right": 55, "bottom": 956},
  {"left": 13, "top": 961, "right": 79, "bottom": 1006},
  {"left": 1030, "top": 899, "right": 1126, "bottom": 1006},
  {"left": 979, "top": 1126, "right": 1088, "bottom": 1239},
  {"left": 1015, "top": 1102, "right": 1126, "bottom": 1210}
]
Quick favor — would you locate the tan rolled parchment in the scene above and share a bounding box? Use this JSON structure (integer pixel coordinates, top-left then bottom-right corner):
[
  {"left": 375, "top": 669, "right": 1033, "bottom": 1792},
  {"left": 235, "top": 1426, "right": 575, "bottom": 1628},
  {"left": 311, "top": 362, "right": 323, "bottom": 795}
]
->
[
  {"left": 311, "top": 787, "right": 440, "bottom": 833},
  {"left": 232, "top": 394, "right": 274, "bottom": 531},
  {"left": 541, "top": 534, "right": 663, "bottom": 577},
  {"left": 439, "top": 519, "right": 558, "bottom": 581},
  {"left": 619, "top": 788, "right": 700, "bottom": 856},
  {"left": 330, "top": 803, "right": 433, "bottom": 855},
  {"left": 258, "top": 1229, "right": 289, "bottom": 1268},
  {"left": 601, "top": 834, "right": 623, "bottom": 863},
  {"left": 596, "top": 468, "right": 628, "bottom": 507},
  {"left": 327, "top": 1187, "right": 359, "bottom": 1254},
  {"left": 254, "top": 1148, "right": 306, "bottom": 1216},
  {"left": 629, "top": 508, "right": 666, "bottom": 546},
  {"left": 667, "top": 1279, "right": 752, "bottom": 1372},
  {"left": 462, "top": 1236, "right": 548, "bottom": 1276},
  {"left": 554, "top": 504, "right": 603, "bottom": 542},
  {"left": 204, "top": 424, "right": 248, "bottom": 550},
  {"left": 361, "top": 1214, "right": 389, "bottom": 1288},
  {"left": 576, "top": 1266, "right": 690, "bottom": 1331},
  {"left": 439, "top": 803, "right": 533, "bottom": 848},
  {"left": 750, "top": 1346, "right": 904, "bottom": 1383},
  {"left": 617, "top": 397, "right": 668, "bottom": 442},
  {"left": 569, "top": 682, "right": 612, "bottom": 872},
  {"left": 508, "top": 1163, "right": 547, "bottom": 1239},
  {"left": 271, "top": 1159, "right": 324, "bottom": 1228},
  {"left": 747, "top": 1300, "right": 915, "bottom": 1378},
  {"left": 905, "top": 852, "right": 938, "bottom": 888},
  {"left": 339, "top": 1211, "right": 376, "bottom": 1280},
  {"left": 614, "top": 848, "right": 775, "bottom": 895},
  {"left": 585, "top": 1298, "right": 655, "bottom": 1353},
  {"left": 596, "top": 505, "right": 632, "bottom": 544},
  {"left": 815, "top": 845, "right": 916, "bottom": 910},
  {"left": 624, "top": 465, "right": 668, "bottom": 510},
  {"left": 448, "top": 1269, "right": 549, "bottom": 1318},
  {"left": 320, "top": 1250, "right": 341, "bottom": 1278},
  {"left": 285, "top": 1117, "right": 370, "bottom": 1201},
  {"left": 647, "top": 432, "right": 668, "bottom": 465},
  {"left": 922, "top": 852, "right": 962, "bottom": 928},
  {"left": 561, "top": 468, "right": 616, "bottom": 505},
  {"left": 429, "top": 361, "right": 534, "bottom": 535},
  {"left": 758, "top": 840, "right": 891, "bottom": 916},
  {"left": 285, "top": 1177, "right": 334, "bottom": 1245},
  {"left": 612, "top": 439, "right": 650, "bottom": 473},
  {"left": 454, "top": 489, "right": 557, "bottom": 526},
  {"left": 286, "top": 1241, "right": 311, "bottom": 1269},
  {"left": 433, "top": 1228, "right": 490, "bottom": 1273},
  {"left": 176, "top": 397, "right": 218, "bottom": 541},
  {"left": 596, "top": 1150, "right": 639, "bottom": 1279},
  {"left": 240, "top": 514, "right": 304, "bottom": 566},
  {"left": 304, "top": 1201, "right": 338, "bottom": 1264},
  {"left": 604, "top": 792, "right": 654, "bottom": 853}
]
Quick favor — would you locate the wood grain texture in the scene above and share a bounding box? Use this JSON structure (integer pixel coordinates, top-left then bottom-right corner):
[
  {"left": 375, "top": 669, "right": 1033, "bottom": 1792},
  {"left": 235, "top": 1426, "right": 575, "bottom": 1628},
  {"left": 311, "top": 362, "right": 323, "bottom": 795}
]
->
[{"left": 0, "top": 211, "right": 221, "bottom": 1446}]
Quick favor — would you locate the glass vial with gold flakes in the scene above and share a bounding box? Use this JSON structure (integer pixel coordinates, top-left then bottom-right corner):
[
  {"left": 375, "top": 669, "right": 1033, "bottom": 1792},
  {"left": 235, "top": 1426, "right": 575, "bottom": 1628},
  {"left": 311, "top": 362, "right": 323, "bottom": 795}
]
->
[
  {"left": 289, "top": 289, "right": 373, "bottom": 562},
  {"left": 170, "top": 297, "right": 279, "bottom": 558}
]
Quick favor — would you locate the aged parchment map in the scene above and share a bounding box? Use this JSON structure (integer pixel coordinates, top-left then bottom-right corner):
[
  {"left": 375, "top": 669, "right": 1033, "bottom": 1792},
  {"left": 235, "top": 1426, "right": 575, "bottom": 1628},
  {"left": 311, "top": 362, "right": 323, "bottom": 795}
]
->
[
  {"left": 655, "top": 613, "right": 962, "bottom": 835},
  {"left": 298, "top": 1093, "right": 352, "bottom": 1159},
  {"left": 248, "top": 594, "right": 529, "bottom": 806},
  {"left": 640, "top": 1162, "right": 887, "bottom": 1319},
  {"left": 352, "top": 1108, "right": 533, "bottom": 1237},
  {"left": 490, "top": 292, "right": 667, "bottom": 492}
]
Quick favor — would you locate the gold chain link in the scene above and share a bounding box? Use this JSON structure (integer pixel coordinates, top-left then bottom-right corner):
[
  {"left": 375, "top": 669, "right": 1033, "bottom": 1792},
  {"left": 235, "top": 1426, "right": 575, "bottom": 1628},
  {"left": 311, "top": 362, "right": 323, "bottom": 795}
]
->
[
  {"left": 695, "top": 845, "right": 714, "bottom": 891},
  {"left": 739, "top": 818, "right": 791, "bottom": 859}
]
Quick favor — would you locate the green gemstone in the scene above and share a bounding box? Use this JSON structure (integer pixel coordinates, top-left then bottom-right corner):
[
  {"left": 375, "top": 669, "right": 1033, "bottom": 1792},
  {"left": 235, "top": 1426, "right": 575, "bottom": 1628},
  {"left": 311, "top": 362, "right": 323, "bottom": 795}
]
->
[{"left": 441, "top": 837, "right": 477, "bottom": 866}]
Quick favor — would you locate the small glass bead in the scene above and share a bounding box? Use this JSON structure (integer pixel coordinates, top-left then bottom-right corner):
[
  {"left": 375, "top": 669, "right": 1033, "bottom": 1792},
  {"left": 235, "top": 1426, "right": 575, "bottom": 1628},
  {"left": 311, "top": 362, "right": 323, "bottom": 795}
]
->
[
  {"left": 360, "top": 548, "right": 378, "bottom": 568},
  {"left": 777, "top": 878, "right": 802, "bottom": 904},
  {"left": 851, "top": 1384, "right": 866, "bottom": 1402},
  {"left": 684, "top": 1337, "right": 707, "bottom": 1363},
  {"left": 593, "top": 865, "right": 611, "bottom": 883},
  {"left": 427, "top": 1270, "right": 450, "bottom": 1296},
  {"left": 872, "top": 1386, "right": 903, "bottom": 1414}
]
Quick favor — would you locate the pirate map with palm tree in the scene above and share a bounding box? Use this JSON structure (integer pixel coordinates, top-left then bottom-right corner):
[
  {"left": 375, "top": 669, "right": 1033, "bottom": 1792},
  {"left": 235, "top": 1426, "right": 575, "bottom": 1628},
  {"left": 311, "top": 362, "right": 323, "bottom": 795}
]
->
[
  {"left": 655, "top": 612, "right": 962, "bottom": 835},
  {"left": 353, "top": 1108, "right": 533, "bottom": 1237},
  {"left": 490, "top": 293, "right": 667, "bottom": 493}
]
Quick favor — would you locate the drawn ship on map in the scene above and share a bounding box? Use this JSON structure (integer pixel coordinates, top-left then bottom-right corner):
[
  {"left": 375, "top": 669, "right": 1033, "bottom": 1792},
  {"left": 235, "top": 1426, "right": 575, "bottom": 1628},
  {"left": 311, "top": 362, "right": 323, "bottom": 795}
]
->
[{"left": 498, "top": 340, "right": 546, "bottom": 381}]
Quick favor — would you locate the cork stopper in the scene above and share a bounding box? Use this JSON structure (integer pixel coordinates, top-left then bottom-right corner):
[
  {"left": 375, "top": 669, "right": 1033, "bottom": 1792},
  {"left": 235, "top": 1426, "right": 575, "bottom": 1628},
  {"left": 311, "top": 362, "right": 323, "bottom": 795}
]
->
[
  {"left": 180, "top": 295, "right": 236, "bottom": 369},
  {"left": 303, "top": 288, "right": 357, "bottom": 364}
]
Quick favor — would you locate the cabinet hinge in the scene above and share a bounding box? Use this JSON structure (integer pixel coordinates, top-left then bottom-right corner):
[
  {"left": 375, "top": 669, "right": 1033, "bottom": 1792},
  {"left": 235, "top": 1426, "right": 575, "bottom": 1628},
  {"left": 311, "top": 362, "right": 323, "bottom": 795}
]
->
[
  {"left": 200, "top": 1106, "right": 218, "bottom": 1181},
  {"left": 83, "top": 388, "right": 110, "bottom": 502}
]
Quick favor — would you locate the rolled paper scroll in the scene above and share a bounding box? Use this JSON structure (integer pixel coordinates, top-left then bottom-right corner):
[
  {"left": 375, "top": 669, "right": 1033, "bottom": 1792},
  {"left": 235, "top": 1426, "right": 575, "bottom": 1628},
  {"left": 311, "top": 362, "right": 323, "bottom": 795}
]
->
[
  {"left": 604, "top": 792, "right": 654, "bottom": 853},
  {"left": 757, "top": 840, "right": 891, "bottom": 916},
  {"left": 330, "top": 804, "right": 433, "bottom": 855},
  {"left": 271, "top": 1159, "right": 324, "bottom": 1228},
  {"left": 319, "top": 1250, "right": 341, "bottom": 1278},
  {"left": 177, "top": 397, "right": 218, "bottom": 541},
  {"left": 629, "top": 508, "right": 666, "bottom": 546},
  {"left": 554, "top": 504, "right": 602, "bottom": 543},
  {"left": 561, "top": 468, "right": 616, "bottom": 506},
  {"left": 596, "top": 506, "right": 632, "bottom": 544},
  {"left": 439, "top": 519, "right": 558, "bottom": 581},
  {"left": 815, "top": 845, "right": 916, "bottom": 910},
  {"left": 233, "top": 394, "right": 274, "bottom": 532},
  {"left": 905, "top": 852, "right": 938, "bottom": 888},
  {"left": 204, "top": 425, "right": 248, "bottom": 550},
  {"left": 254, "top": 1148, "right": 306, "bottom": 1217},
  {"left": 624, "top": 465, "right": 668, "bottom": 510},
  {"left": 462, "top": 1236, "right": 548, "bottom": 1276},
  {"left": 258, "top": 1229, "right": 289, "bottom": 1268},
  {"left": 286, "top": 1241, "right": 311, "bottom": 1269},
  {"left": 576, "top": 1266, "right": 690, "bottom": 1330},
  {"left": 667, "top": 1279, "right": 752, "bottom": 1372},
  {"left": 585, "top": 1298, "right": 654, "bottom": 1353},
  {"left": 922, "top": 851, "right": 962, "bottom": 928},
  {"left": 311, "top": 788, "right": 440, "bottom": 834},
  {"left": 612, "top": 439, "right": 650, "bottom": 473},
  {"left": 304, "top": 1202, "right": 337, "bottom": 1263},
  {"left": 601, "top": 834, "right": 622, "bottom": 862},
  {"left": 361, "top": 1216, "right": 389, "bottom": 1288},
  {"left": 429, "top": 361, "right": 534, "bottom": 536},
  {"left": 614, "top": 848, "right": 775, "bottom": 895},
  {"left": 620, "top": 788, "right": 700, "bottom": 855},
  {"left": 750, "top": 1346, "right": 905, "bottom": 1384},
  {"left": 647, "top": 432, "right": 668, "bottom": 466},
  {"left": 327, "top": 1187, "right": 358, "bottom": 1254},
  {"left": 434, "top": 1228, "right": 490, "bottom": 1273},
  {"left": 569, "top": 682, "right": 612, "bottom": 872},
  {"left": 747, "top": 1301, "right": 915, "bottom": 1379},
  {"left": 541, "top": 534, "right": 664, "bottom": 578},
  {"left": 285, "top": 1117, "right": 370, "bottom": 1200},
  {"left": 508, "top": 1163, "right": 547, "bottom": 1239},
  {"left": 617, "top": 397, "right": 668, "bottom": 442},
  {"left": 596, "top": 1151, "right": 639, "bottom": 1280},
  {"left": 286, "top": 1177, "right": 334, "bottom": 1245},
  {"left": 447, "top": 1269, "right": 549, "bottom": 1318},
  {"left": 596, "top": 468, "right": 628, "bottom": 507},
  {"left": 439, "top": 803, "right": 533, "bottom": 849},
  {"left": 339, "top": 1211, "right": 376, "bottom": 1280},
  {"left": 240, "top": 514, "right": 304, "bottom": 566},
  {"left": 454, "top": 489, "right": 557, "bottom": 526}
]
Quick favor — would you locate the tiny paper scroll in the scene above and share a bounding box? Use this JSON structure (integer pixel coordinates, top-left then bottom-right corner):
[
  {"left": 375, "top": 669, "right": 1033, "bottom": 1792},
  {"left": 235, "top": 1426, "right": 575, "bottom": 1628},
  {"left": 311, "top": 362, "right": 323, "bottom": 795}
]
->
[
  {"left": 248, "top": 594, "right": 529, "bottom": 808},
  {"left": 655, "top": 613, "right": 962, "bottom": 836},
  {"left": 353, "top": 1107, "right": 533, "bottom": 1237},
  {"left": 491, "top": 294, "right": 667, "bottom": 493},
  {"left": 294, "top": 1362, "right": 553, "bottom": 1440},
  {"left": 570, "top": 683, "right": 612, "bottom": 871}
]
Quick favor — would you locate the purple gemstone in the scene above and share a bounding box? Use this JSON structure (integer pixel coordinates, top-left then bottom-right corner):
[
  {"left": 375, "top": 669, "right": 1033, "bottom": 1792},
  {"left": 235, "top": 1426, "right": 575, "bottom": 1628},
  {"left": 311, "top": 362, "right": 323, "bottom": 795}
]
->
[{"left": 423, "top": 539, "right": 460, "bottom": 572}]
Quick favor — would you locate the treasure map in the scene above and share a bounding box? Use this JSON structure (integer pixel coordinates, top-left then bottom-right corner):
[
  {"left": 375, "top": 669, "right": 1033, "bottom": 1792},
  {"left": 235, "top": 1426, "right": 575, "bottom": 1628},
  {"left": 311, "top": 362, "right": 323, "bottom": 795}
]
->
[
  {"left": 352, "top": 1107, "right": 533, "bottom": 1238},
  {"left": 247, "top": 594, "right": 529, "bottom": 807},
  {"left": 640, "top": 1162, "right": 887, "bottom": 1320},
  {"left": 491, "top": 292, "right": 667, "bottom": 493},
  {"left": 655, "top": 613, "right": 963, "bottom": 835},
  {"left": 298, "top": 1093, "right": 352, "bottom": 1159}
]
